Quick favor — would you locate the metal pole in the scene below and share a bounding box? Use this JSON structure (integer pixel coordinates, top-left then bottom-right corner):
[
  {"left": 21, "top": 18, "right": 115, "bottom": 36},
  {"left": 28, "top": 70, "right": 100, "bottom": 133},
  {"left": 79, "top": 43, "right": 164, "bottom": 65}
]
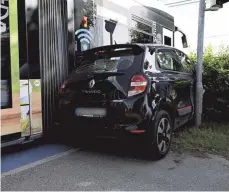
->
[
  {"left": 110, "top": 33, "right": 113, "bottom": 45},
  {"left": 195, "top": 0, "right": 205, "bottom": 126}
]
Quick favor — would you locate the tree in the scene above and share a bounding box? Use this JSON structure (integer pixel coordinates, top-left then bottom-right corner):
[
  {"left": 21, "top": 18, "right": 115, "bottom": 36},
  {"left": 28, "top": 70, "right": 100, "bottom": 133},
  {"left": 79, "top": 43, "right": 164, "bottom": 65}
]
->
[{"left": 81, "top": 0, "right": 97, "bottom": 29}]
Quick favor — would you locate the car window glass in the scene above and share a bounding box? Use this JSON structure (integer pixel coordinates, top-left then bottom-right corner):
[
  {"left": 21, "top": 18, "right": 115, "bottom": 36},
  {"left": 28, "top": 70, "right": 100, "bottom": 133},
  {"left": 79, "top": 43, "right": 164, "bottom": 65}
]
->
[
  {"left": 156, "top": 49, "right": 184, "bottom": 72},
  {"left": 175, "top": 50, "right": 193, "bottom": 73},
  {"left": 143, "top": 47, "right": 156, "bottom": 74}
]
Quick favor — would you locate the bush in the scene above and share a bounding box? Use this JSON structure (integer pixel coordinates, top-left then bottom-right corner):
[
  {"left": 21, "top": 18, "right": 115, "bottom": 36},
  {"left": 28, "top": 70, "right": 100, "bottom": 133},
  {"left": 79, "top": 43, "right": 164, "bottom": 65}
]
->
[{"left": 189, "top": 45, "right": 229, "bottom": 122}]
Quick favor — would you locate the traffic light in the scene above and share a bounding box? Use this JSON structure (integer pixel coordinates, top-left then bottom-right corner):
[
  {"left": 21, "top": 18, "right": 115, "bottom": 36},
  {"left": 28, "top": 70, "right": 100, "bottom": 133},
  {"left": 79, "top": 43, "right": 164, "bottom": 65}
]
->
[
  {"left": 209, "top": 0, "right": 229, "bottom": 9},
  {"left": 81, "top": 16, "right": 88, "bottom": 29},
  {"left": 217, "top": 0, "right": 229, "bottom": 7}
]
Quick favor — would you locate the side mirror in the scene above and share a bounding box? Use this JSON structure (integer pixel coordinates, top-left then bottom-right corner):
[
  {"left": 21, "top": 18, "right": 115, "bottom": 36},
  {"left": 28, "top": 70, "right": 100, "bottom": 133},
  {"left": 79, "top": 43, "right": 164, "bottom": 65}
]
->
[
  {"left": 182, "top": 35, "right": 188, "bottom": 48},
  {"left": 175, "top": 26, "right": 188, "bottom": 48}
]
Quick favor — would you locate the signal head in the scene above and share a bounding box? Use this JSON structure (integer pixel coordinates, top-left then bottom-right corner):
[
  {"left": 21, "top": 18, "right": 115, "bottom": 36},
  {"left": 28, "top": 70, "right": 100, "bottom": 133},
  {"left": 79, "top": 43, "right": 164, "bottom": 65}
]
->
[{"left": 82, "top": 16, "right": 88, "bottom": 28}]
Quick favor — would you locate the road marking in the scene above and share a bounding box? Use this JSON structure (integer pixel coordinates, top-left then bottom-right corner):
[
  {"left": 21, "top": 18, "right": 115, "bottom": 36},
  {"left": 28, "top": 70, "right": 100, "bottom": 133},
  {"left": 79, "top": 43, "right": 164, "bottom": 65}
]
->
[{"left": 1, "top": 148, "right": 80, "bottom": 178}]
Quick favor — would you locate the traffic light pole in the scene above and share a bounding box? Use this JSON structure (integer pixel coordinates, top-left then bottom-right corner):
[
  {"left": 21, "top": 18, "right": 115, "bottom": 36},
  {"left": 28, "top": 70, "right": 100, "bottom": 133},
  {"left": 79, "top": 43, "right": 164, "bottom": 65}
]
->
[
  {"left": 105, "top": 19, "right": 117, "bottom": 46},
  {"left": 110, "top": 33, "right": 113, "bottom": 45},
  {"left": 195, "top": 0, "right": 205, "bottom": 126}
]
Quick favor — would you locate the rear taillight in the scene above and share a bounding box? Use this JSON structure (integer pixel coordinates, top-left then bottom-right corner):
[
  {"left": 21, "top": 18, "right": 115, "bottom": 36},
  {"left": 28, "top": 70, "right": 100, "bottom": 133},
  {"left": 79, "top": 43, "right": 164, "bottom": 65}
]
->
[{"left": 128, "top": 75, "right": 147, "bottom": 97}]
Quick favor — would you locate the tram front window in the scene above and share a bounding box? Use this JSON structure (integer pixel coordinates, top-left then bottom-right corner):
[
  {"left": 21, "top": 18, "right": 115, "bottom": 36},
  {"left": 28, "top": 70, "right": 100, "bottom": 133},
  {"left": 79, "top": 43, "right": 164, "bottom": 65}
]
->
[{"left": 1, "top": 0, "right": 12, "bottom": 109}]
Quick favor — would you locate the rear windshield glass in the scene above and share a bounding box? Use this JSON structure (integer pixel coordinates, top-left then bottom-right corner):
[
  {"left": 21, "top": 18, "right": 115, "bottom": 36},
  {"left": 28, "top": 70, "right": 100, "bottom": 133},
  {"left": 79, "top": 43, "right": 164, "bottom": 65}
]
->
[{"left": 74, "top": 45, "right": 143, "bottom": 73}]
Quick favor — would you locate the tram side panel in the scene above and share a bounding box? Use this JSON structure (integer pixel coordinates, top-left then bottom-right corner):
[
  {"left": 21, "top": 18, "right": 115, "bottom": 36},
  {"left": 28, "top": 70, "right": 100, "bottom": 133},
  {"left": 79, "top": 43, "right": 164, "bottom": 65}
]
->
[{"left": 1, "top": 0, "right": 21, "bottom": 141}]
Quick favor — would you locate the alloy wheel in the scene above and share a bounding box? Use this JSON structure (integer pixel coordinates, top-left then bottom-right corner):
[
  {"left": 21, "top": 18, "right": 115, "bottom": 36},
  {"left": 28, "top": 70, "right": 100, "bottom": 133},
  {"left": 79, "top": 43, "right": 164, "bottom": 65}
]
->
[{"left": 156, "top": 117, "right": 171, "bottom": 154}]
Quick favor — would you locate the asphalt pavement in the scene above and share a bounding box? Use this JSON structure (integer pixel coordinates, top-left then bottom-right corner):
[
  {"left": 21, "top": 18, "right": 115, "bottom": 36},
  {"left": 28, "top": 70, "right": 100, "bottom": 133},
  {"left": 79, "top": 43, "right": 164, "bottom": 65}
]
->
[
  {"left": 1, "top": 139, "right": 229, "bottom": 191},
  {"left": 1, "top": 141, "right": 72, "bottom": 173}
]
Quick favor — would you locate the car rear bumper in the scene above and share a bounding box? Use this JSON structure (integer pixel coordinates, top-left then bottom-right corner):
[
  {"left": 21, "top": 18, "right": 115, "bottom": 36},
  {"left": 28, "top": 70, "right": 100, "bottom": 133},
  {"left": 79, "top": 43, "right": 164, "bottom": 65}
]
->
[{"left": 55, "top": 95, "right": 151, "bottom": 134}]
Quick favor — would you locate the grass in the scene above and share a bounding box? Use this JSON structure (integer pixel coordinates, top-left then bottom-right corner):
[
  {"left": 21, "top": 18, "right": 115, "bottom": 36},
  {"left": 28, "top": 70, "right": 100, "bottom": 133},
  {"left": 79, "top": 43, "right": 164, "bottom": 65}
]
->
[{"left": 172, "top": 122, "right": 229, "bottom": 158}]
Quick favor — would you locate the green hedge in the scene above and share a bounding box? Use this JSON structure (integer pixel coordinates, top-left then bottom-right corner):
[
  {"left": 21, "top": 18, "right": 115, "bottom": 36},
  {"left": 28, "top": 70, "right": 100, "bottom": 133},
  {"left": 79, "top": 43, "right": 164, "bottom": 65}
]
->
[{"left": 189, "top": 45, "right": 229, "bottom": 122}]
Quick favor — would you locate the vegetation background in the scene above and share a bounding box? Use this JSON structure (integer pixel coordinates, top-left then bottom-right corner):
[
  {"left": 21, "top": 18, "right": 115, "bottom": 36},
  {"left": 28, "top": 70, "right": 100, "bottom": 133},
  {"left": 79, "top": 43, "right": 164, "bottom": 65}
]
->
[{"left": 189, "top": 45, "right": 229, "bottom": 122}]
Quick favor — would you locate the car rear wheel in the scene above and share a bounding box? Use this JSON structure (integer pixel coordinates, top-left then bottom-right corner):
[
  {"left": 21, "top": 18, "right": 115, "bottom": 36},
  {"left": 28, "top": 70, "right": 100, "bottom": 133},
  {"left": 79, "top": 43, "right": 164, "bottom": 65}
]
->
[{"left": 144, "top": 110, "right": 172, "bottom": 160}]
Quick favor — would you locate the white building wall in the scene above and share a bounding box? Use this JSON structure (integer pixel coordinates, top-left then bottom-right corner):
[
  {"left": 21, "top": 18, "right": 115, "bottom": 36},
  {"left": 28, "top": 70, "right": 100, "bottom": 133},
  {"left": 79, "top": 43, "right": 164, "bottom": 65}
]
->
[{"left": 97, "top": 0, "right": 177, "bottom": 46}]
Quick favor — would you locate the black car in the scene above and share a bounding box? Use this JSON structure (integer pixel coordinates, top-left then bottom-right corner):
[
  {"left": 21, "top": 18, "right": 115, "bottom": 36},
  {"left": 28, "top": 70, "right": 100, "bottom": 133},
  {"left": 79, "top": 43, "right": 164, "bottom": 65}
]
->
[{"left": 56, "top": 44, "right": 195, "bottom": 159}]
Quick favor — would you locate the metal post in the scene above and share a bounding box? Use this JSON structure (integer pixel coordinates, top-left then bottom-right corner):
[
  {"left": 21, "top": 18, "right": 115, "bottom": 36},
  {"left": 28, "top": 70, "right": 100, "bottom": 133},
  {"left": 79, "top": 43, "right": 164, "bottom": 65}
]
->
[
  {"left": 110, "top": 33, "right": 113, "bottom": 45},
  {"left": 195, "top": 0, "right": 205, "bottom": 126}
]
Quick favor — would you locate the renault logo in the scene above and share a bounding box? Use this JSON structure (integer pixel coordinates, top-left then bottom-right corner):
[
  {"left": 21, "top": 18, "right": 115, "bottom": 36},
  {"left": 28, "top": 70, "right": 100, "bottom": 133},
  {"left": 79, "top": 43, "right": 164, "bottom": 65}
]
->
[{"left": 89, "top": 79, "right": 95, "bottom": 88}]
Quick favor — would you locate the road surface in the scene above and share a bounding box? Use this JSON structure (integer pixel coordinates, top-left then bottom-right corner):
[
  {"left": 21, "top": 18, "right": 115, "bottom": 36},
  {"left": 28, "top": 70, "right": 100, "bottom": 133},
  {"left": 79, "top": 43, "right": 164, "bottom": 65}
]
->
[{"left": 2, "top": 139, "right": 229, "bottom": 191}]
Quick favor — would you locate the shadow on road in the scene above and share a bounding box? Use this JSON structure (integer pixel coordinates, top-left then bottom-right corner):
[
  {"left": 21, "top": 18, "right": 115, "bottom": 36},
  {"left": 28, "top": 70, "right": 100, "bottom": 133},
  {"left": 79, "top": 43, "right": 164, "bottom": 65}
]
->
[
  {"left": 67, "top": 135, "right": 157, "bottom": 161},
  {"left": 1, "top": 138, "right": 44, "bottom": 155}
]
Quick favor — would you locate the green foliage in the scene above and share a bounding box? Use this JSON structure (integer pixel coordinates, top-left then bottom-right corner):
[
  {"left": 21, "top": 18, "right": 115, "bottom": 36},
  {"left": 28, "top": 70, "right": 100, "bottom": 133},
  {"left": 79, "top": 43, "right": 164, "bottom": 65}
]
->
[{"left": 189, "top": 45, "right": 229, "bottom": 122}]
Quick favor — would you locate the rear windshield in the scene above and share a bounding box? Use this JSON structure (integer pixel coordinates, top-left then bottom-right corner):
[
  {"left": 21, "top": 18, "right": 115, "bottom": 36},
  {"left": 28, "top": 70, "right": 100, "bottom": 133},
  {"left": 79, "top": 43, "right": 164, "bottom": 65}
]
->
[{"left": 74, "top": 45, "right": 144, "bottom": 74}]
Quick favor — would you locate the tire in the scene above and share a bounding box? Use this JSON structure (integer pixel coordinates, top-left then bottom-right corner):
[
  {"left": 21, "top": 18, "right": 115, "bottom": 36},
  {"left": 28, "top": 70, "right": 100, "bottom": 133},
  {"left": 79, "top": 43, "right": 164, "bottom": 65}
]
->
[{"left": 144, "top": 110, "right": 173, "bottom": 160}]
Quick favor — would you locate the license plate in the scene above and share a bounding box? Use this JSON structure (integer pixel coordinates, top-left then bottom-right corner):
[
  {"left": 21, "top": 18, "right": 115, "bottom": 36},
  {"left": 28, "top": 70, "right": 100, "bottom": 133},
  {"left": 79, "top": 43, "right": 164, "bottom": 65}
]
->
[{"left": 75, "top": 108, "right": 107, "bottom": 117}]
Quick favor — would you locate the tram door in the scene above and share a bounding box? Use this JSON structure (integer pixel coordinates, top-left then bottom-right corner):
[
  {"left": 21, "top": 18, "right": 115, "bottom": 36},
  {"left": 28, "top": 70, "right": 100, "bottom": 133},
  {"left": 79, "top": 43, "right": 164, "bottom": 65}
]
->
[
  {"left": 1, "top": 0, "right": 22, "bottom": 141},
  {"left": 1, "top": 0, "right": 71, "bottom": 144},
  {"left": 18, "top": 0, "right": 43, "bottom": 138},
  {"left": 1, "top": 0, "right": 43, "bottom": 143}
]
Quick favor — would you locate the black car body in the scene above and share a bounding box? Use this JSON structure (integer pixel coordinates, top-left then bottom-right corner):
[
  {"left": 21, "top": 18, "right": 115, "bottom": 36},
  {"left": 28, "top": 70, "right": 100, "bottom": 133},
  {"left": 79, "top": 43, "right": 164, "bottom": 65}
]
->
[{"left": 56, "top": 44, "right": 195, "bottom": 159}]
